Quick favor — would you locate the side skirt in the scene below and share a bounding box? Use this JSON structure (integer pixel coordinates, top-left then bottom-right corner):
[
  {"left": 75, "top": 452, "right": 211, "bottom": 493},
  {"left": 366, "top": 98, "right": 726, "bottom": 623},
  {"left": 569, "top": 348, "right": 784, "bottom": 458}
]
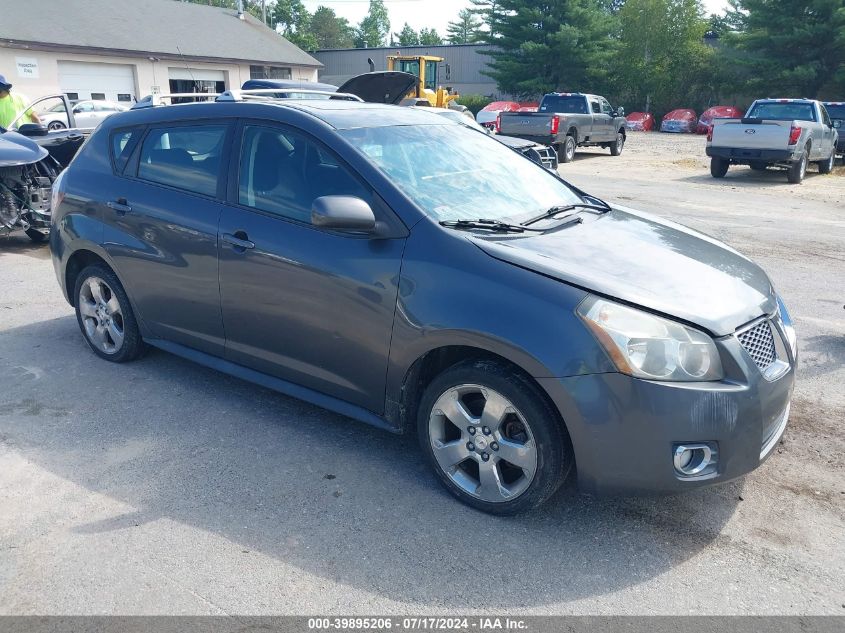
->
[{"left": 144, "top": 338, "right": 400, "bottom": 434}]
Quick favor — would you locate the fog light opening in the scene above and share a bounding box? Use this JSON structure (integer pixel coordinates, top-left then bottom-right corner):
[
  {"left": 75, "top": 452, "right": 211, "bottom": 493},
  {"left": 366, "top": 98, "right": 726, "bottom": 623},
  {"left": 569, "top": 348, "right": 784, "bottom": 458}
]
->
[{"left": 673, "top": 443, "right": 717, "bottom": 478}]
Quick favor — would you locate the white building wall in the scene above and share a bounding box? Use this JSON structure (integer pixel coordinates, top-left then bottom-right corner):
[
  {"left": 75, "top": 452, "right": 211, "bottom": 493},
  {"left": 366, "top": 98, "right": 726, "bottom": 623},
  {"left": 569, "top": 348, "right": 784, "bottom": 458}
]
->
[{"left": 0, "top": 47, "right": 318, "bottom": 102}]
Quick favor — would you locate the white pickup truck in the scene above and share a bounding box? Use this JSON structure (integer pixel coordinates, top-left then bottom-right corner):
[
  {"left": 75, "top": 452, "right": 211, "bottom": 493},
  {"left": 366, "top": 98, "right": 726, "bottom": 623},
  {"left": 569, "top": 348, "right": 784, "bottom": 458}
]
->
[{"left": 706, "top": 99, "right": 839, "bottom": 184}]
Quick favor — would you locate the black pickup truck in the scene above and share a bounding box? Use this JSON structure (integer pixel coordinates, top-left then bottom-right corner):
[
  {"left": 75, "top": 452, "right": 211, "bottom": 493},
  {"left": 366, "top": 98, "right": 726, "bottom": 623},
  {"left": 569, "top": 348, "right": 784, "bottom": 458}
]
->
[{"left": 497, "top": 92, "right": 627, "bottom": 163}]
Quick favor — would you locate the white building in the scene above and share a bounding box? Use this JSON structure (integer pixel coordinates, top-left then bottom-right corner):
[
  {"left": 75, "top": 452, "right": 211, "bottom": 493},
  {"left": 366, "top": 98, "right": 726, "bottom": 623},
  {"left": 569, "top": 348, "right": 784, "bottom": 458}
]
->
[{"left": 0, "top": 0, "right": 322, "bottom": 104}]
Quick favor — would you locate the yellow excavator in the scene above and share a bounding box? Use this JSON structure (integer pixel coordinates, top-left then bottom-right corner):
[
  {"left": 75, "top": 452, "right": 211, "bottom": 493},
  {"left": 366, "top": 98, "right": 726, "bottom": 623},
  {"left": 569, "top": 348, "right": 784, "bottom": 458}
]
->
[{"left": 386, "top": 54, "right": 460, "bottom": 108}]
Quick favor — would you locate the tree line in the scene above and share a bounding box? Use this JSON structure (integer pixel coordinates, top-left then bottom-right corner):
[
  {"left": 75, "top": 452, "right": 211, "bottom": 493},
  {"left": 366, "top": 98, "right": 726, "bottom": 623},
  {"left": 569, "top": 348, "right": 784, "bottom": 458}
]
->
[{"left": 182, "top": 0, "right": 845, "bottom": 117}]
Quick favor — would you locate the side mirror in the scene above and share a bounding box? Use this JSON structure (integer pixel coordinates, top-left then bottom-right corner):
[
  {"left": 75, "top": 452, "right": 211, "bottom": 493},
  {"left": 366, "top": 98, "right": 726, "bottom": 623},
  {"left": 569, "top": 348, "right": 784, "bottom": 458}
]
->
[
  {"left": 17, "top": 123, "right": 49, "bottom": 137},
  {"left": 614, "top": 107, "right": 625, "bottom": 117},
  {"left": 312, "top": 196, "right": 376, "bottom": 232},
  {"left": 833, "top": 120, "right": 841, "bottom": 129}
]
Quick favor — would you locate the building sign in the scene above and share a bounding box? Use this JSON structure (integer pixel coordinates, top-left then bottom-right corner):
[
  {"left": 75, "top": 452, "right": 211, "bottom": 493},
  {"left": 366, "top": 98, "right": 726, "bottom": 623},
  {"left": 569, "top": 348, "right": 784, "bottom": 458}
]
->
[{"left": 15, "top": 57, "right": 39, "bottom": 79}]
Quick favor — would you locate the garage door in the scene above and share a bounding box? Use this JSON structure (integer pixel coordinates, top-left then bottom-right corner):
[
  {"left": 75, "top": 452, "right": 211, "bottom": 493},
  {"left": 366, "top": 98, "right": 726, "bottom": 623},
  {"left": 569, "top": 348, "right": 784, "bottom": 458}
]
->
[
  {"left": 57, "top": 61, "right": 137, "bottom": 103},
  {"left": 168, "top": 67, "right": 226, "bottom": 95}
]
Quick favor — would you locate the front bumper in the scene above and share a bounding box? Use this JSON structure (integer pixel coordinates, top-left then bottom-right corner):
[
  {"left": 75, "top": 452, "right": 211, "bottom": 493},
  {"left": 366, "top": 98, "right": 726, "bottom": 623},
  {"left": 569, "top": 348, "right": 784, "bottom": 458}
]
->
[
  {"left": 537, "top": 318, "right": 796, "bottom": 495},
  {"left": 706, "top": 146, "right": 799, "bottom": 162}
]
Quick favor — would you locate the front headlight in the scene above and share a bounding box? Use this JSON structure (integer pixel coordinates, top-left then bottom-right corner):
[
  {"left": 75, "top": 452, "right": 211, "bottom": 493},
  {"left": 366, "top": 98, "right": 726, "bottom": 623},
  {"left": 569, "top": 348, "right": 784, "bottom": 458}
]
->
[
  {"left": 776, "top": 295, "right": 797, "bottom": 358},
  {"left": 577, "top": 296, "right": 724, "bottom": 382}
]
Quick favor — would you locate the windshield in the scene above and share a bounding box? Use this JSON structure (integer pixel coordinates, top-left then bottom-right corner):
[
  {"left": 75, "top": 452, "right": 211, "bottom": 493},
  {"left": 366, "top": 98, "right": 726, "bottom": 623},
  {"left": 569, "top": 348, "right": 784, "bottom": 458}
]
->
[
  {"left": 539, "top": 96, "right": 589, "bottom": 114},
  {"left": 339, "top": 123, "right": 582, "bottom": 223},
  {"left": 825, "top": 104, "right": 845, "bottom": 119},
  {"left": 746, "top": 102, "right": 816, "bottom": 122}
]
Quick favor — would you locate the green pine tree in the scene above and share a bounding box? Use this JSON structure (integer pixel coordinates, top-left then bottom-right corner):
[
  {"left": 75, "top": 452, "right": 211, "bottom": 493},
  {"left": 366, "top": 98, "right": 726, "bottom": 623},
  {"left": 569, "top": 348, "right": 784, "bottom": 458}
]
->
[
  {"left": 447, "top": 8, "right": 484, "bottom": 44},
  {"left": 725, "top": 0, "right": 845, "bottom": 98},
  {"left": 481, "top": 0, "right": 618, "bottom": 98}
]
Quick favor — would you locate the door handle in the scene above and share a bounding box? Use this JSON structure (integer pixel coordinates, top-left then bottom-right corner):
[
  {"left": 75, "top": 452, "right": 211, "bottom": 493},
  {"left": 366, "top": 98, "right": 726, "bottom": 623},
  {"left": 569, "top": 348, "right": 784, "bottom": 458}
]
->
[
  {"left": 221, "top": 232, "right": 255, "bottom": 252},
  {"left": 106, "top": 198, "right": 132, "bottom": 215}
]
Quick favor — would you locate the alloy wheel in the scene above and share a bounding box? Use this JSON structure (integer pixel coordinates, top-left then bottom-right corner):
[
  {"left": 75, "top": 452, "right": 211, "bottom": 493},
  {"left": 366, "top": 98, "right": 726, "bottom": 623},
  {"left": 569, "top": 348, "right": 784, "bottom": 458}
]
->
[
  {"left": 428, "top": 384, "right": 538, "bottom": 503},
  {"left": 78, "top": 277, "right": 125, "bottom": 354}
]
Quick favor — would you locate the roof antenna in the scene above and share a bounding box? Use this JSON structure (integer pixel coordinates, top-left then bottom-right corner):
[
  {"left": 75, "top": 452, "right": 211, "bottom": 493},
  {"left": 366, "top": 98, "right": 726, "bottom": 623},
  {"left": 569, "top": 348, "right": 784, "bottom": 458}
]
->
[{"left": 176, "top": 45, "right": 202, "bottom": 94}]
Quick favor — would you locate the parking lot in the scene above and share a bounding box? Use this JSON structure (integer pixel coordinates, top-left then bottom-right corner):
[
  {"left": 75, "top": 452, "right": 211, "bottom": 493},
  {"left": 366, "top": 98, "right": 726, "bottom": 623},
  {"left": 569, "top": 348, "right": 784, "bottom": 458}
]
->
[{"left": 0, "top": 132, "right": 843, "bottom": 615}]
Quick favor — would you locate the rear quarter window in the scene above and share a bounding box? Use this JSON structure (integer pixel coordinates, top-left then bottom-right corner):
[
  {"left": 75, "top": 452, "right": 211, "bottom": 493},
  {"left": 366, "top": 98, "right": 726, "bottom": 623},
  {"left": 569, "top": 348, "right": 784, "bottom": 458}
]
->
[{"left": 110, "top": 128, "right": 142, "bottom": 175}]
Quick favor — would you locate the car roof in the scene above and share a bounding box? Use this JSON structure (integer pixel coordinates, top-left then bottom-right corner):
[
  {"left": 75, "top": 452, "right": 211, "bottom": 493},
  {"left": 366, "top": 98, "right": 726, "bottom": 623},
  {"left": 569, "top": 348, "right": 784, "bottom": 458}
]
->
[{"left": 103, "top": 99, "right": 451, "bottom": 131}]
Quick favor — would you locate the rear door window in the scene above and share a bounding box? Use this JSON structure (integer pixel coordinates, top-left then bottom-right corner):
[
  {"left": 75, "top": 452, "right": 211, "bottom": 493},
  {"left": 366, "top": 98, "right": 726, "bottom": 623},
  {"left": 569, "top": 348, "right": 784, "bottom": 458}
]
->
[{"left": 137, "top": 124, "right": 228, "bottom": 197}]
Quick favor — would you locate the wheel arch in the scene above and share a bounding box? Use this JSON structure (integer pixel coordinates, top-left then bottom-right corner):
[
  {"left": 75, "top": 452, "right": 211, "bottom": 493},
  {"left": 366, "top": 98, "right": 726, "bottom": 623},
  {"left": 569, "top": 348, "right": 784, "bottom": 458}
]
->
[
  {"left": 62, "top": 246, "right": 148, "bottom": 331},
  {"left": 566, "top": 127, "right": 578, "bottom": 142},
  {"left": 393, "top": 344, "right": 567, "bottom": 438}
]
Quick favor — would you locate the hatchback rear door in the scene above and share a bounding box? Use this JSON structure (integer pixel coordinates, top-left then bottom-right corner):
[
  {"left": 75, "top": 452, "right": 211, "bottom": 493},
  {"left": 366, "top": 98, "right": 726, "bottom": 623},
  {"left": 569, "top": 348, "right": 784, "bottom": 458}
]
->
[
  {"left": 217, "top": 120, "right": 407, "bottom": 413},
  {"left": 100, "top": 120, "right": 232, "bottom": 356}
]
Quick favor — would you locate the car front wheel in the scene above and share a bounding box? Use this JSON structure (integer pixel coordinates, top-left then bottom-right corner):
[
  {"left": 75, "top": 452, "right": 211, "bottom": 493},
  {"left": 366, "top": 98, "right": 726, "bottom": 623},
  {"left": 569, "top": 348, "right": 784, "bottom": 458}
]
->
[
  {"left": 418, "top": 360, "right": 572, "bottom": 515},
  {"left": 609, "top": 131, "right": 625, "bottom": 156},
  {"left": 818, "top": 149, "right": 835, "bottom": 174}
]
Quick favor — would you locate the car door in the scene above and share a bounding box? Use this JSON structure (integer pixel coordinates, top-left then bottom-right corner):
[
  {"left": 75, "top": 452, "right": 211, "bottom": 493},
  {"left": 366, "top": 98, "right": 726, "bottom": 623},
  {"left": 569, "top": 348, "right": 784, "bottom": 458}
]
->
[
  {"left": 72, "top": 102, "right": 98, "bottom": 129},
  {"left": 100, "top": 120, "right": 232, "bottom": 356},
  {"left": 218, "top": 121, "right": 407, "bottom": 413},
  {"left": 92, "top": 102, "right": 118, "bottom": 126},
  {"left": 589, "top": 98, "right": 612, "bottom": 141},
  {"left": 819, "top": 105, "right": 835, "bottom": 156},
  {"left": 600, "top": 98, "right": 616, "bottom": 140}
]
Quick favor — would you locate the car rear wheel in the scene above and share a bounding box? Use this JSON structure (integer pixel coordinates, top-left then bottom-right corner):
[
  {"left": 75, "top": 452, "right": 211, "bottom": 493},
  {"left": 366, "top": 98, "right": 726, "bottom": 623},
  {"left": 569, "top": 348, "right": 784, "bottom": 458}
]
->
[
  {"left": 74, "top": 264, "right": 146, "bottom": 363},
  {"left": 818, "top": 149, "right": 835, "bottom": 174},
  {"left": 787, "top": 148, "right": 808, "bottom": 184},
  {"left": 609, "top": 131, "right": 625, "bottom": 156},
  {"left": 710, "top": 157, "right": 729, "bottom": 178},
  {"left": 558, "top": 136, "right": 576, "bottom": 163},
  {"left": 418, "top": 360, "right": 572, "bottom": 515}
]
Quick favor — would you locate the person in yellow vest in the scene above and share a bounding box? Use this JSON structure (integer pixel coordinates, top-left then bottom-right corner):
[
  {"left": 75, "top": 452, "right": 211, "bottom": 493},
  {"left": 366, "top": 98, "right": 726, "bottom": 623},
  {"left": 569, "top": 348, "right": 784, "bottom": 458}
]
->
[{"left": 0, "top": 75, "right": 41, "bottom": 129}]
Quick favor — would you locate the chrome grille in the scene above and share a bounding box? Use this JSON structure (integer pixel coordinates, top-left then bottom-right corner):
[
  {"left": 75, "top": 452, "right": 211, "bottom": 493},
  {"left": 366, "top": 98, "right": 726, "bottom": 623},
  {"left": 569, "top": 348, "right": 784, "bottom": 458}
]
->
[{"left": 738, "top": 320, "right": 777, "bottom": 370}]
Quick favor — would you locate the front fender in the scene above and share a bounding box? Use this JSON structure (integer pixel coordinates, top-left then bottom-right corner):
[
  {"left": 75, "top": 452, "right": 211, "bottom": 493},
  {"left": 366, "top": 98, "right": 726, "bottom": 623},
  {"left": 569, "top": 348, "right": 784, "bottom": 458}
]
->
[{"left": 384, "top": 222, "right": 616, "bottom": 402}]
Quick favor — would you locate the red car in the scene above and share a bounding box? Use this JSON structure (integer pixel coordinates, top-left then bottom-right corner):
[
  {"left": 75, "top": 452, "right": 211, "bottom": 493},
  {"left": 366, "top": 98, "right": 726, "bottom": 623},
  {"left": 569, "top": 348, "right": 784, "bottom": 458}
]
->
[
  {"left": 476, "top": 101, "right": 521, "bottom": 130},
  {"left": 625, "top": 111, "right": 656, "bottom": 131},
  {"left": 660, "top": 109, "right": 698, "bottom": 133},
  {"left": 697, "top": 106, "right": 742, "bottom": 134}
]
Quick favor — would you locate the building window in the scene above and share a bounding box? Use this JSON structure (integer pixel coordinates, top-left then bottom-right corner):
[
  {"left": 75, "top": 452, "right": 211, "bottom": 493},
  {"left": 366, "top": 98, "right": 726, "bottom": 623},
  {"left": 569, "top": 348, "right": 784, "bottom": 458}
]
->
[
  {"left": 91, "top": 93, "right": 106, "bottom": 101},
  {"left": 250, "top": 65, "right": 292, "bottom": 80},
  {"left": 65, "top": 92, "right": 79, "bottom": 102},
  {"left": 117, "top": 93, "right": 132, "bottom": 102}
]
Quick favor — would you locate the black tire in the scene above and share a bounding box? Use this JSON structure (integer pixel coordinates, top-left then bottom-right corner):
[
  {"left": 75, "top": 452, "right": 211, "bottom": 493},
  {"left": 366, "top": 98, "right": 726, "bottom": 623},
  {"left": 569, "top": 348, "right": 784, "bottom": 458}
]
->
[
  {"left": 417, "top": 359, "right": 573, "bottom": 515},
  {"left": 47, "top": 120, "right": 67, "bottom": 131},
  {"left": 25, "top": 228, "right": 48, "bottom": 243},
  {"left": 710, "top": 157, "right": 729, "bottom": 178},
  {"left": 787, "top": 147, "right": 809, "bottom": 184},
  {"left": 818, "top": 149, "right": 835, "bottom": 174},
  {"left": 73, "top": 264, "right": 146, "bottom": 363},
  {"left": 558, "top": 135, "right": 576, "bottom": 163},
  {"left": 609, "top": 130, "right": 625, "bottom": 156},
  {"left": 749, "top": 161, "right": 767, "bottom": 171}
]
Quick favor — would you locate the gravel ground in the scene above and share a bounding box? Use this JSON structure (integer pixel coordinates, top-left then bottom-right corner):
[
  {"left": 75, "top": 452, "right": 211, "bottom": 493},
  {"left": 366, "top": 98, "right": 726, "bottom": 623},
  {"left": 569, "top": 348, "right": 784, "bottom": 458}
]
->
[{"left": 0, "top": 132, "right": 843, "bottom": 615}]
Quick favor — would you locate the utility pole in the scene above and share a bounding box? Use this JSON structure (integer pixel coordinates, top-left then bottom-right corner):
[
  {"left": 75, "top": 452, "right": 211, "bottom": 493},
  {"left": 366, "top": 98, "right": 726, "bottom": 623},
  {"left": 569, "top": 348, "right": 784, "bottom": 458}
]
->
[{"left": 261, "top": 0, "right": 266, "bottom": 25}]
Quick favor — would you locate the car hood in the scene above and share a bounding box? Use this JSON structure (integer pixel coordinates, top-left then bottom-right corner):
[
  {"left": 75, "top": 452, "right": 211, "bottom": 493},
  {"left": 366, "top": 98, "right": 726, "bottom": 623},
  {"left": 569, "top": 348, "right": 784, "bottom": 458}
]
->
[
  {"left": 471, "top": 206, "right": 777, "bottom": 336},
  {"left": 0, "top": 129, "right": 49, "bottom": 167},
  {"left": 336, "top": 71, "right": 418, "bottom": 105}
]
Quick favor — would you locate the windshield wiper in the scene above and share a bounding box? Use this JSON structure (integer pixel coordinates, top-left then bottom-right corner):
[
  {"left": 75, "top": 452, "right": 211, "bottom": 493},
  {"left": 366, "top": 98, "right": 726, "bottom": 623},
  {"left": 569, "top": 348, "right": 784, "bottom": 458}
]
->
[
  {"left": 439, "top": 219, "right": 545, "bottom": 233},
  {"left": 521, "top": 202, "right": 610, "bottom": 227}
]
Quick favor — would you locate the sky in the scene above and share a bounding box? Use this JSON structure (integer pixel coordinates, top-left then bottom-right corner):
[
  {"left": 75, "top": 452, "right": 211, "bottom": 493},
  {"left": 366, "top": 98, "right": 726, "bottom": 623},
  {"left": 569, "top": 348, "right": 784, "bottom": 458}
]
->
[{"left": 302, "top": 0, "right": 732, "bottom": 41}]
